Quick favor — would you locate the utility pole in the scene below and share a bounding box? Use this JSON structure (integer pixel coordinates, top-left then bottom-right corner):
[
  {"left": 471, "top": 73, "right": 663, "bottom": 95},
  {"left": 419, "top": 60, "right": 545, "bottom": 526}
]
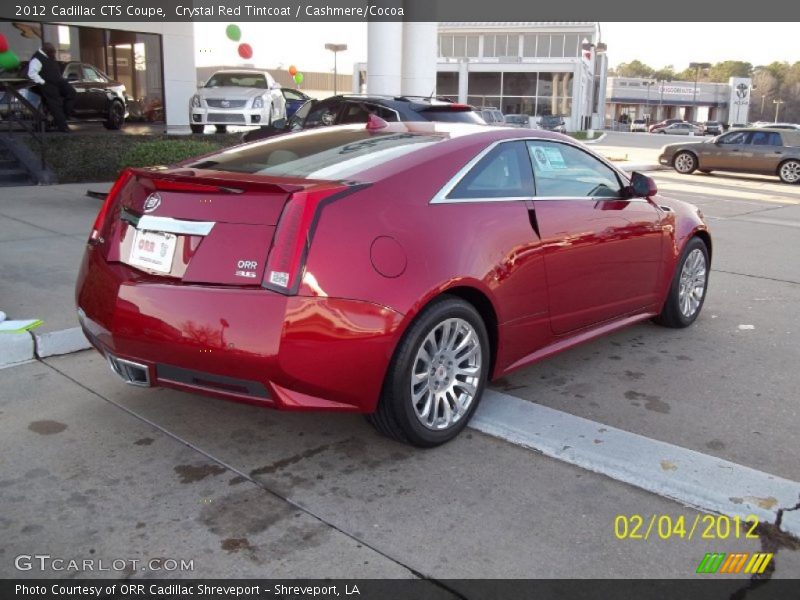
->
[
  {"left": 773, "top": 99, "right": 785, "bottom": 122},
  {"left": 325, "top": 43, "right": 348, "bottom": 95}
]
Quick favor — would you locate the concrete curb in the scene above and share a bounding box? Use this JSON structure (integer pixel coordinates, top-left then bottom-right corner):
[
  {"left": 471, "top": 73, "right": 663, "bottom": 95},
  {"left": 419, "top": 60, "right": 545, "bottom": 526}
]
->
[
  {"left": 35, "top": 327, "right": 91, "bottom": 358},
  {"left": 471, "top": 390, "right": 800, "bottom": 537},
  {"left": 0, "top": 333, "right": 35, "bottom": 368},
  {"left": 618, "top": 163, "right": 669, "bottom": 173},
  {"left": 0, "top": 326, "right": 90, "bottom": 368},
  {"left": 582, "top": 132, "right": 607, "bottom": 144}
]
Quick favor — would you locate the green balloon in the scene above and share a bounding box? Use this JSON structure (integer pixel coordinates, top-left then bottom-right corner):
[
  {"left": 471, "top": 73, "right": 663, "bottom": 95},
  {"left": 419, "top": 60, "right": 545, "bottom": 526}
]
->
[
  {"left": 293, "top": 72, "right": 304, "bottom": 85},
  {"left": 225, "top": 24, "right": 241, "bottom": 42},
  {"left": 0, "top": 50, "right": 20, "bottom": 71}
]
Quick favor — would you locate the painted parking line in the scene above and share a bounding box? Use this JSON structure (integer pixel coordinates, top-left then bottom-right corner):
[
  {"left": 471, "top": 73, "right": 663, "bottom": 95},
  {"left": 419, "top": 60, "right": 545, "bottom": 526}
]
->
[{"left": 471, "top": 389, "right": 800, "bottom": 537}]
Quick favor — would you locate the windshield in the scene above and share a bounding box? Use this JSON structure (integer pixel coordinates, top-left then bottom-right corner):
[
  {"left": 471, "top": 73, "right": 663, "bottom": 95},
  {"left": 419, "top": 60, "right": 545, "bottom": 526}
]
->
[
  {"left": 188, "top": 128, "right": 445, "bottom": 179},
  {"left": 205, "top": 73, "right": 268, "bottom": 89}
]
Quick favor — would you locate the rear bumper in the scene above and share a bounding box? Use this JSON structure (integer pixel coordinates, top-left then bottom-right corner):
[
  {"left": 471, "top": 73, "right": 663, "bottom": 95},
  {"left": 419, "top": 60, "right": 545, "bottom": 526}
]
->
[{"left": 76, "top": 247, "right": 404, "bottom": 413}]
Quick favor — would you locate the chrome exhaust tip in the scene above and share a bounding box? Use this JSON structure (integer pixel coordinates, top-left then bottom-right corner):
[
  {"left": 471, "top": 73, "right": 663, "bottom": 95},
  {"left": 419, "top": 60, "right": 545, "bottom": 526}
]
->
[{"left": 107, "top": 354, "right": 151, "bottom": 387}]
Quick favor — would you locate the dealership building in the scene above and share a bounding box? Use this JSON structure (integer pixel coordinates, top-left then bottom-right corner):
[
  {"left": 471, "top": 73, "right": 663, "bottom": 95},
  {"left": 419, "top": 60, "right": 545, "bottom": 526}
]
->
[
  {"left": 1, "top": 18, "right": 195, "bottom": 132},
  {"left": 353, "top": 22, "right": 609, "bottom": 130},
  {"left": 605, "top": 76, "right": 753, "bottom": 125}
]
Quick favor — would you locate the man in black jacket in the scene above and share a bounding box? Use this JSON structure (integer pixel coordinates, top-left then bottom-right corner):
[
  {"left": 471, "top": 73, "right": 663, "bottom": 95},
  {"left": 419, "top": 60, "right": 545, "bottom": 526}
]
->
[{"left": 27, "top": 42, "right": 76, "bottom": 132}]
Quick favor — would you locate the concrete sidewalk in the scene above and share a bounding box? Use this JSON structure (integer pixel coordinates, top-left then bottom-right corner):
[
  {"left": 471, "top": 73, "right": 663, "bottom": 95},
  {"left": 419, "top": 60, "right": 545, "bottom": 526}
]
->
[{"left": 0, "top": 182, "right": 108, "bottom": 366}]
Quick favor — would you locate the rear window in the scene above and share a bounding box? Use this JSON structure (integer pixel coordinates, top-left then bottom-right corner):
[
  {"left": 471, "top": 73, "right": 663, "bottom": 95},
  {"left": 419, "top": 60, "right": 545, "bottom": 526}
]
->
[
  {"left": 188, "top": 128, "right": 445, "bottom": 179},
  {"left": 420, "top": 110, "right": 485, "bottom": 124}
]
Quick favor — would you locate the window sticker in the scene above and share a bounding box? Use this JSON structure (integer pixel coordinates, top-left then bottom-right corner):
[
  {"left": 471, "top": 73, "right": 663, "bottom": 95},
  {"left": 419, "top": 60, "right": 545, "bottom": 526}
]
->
[{"left": 530, "top": 145, "right": 567, "bottom": 171}]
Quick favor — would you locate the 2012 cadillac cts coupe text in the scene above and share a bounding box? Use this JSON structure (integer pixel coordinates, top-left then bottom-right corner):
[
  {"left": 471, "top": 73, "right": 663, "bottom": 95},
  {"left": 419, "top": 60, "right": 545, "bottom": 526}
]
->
[{"left": 76, "top": 121, "right": 711, "bottom": 446}]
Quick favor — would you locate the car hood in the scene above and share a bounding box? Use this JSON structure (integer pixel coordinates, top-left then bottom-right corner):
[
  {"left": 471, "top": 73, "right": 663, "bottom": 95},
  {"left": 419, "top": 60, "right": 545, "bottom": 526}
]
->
[
  {"left": 198, "top": 86, "right": 266, "bottom": 99},
  {"left": 661, "top": 140, "right": 707, "bottom": 153}
]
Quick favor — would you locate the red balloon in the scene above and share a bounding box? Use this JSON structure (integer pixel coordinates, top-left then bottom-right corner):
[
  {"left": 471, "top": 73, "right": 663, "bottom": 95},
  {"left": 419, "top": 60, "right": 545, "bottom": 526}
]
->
[
  {"left": 238, "top": 43, "right": 253, "bottom": 60},
  {"left": 0, "top": 34, "right": 8, "bottom": 53}
]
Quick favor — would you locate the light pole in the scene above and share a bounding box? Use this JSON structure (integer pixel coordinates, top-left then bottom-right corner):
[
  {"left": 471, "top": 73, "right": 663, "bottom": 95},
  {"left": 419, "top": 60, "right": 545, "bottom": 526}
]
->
[
  {"left": 325, "top": 43, "right": 347, "bottom": 95},
  {"left": 773, "top": 99, "right": 785, "bottom": 122},
  {"left": 689, "top": 62, "right": 711, "bottom": 122}
]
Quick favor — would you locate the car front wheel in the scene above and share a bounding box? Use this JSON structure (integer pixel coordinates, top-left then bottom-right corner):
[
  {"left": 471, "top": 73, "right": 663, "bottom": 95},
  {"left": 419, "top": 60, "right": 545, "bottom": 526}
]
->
[
  {"left": 673, "top": 151, "right": 698, "bottom": 174},
  {"left": 654, "top": 237, "right": 709, "bottom": 328},
  {"left": 367, "top": 296, "right": 490, "bottom": 447},
  {"left": 190, "top": 124, "right": 204, "bottom": 134},
  {"left": 103, "top": 101, "right": 125, "bottom": 130},
  {"left": 778, "top": 160, "right": 800, "bottom": 184}
]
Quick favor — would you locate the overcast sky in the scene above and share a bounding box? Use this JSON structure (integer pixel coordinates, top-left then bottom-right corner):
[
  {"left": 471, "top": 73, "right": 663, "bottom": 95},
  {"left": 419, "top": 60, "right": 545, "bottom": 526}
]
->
[{"left": 193, "top": 22, "right": 798, "bottom": 75}]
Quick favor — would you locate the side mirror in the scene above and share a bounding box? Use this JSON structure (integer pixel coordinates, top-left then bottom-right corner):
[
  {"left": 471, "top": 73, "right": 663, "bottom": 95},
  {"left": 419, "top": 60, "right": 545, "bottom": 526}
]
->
[{"left": 631, "top": 172, "right": 658, "bottom": 198}]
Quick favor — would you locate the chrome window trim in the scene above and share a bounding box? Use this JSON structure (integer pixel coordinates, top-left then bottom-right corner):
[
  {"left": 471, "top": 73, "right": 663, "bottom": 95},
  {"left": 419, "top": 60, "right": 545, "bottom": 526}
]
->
[
  {"left": 136, "top": 215, "right": 215, "bottom": 236},
  {"left": 430, "top": 137, "right": 633, "bottom": 205}
]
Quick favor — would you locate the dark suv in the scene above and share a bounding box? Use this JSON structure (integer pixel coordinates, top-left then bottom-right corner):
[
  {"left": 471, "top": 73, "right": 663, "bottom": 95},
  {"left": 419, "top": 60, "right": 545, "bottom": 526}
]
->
[
  {"left": 16, "top": 61, "right": 128, "bottom": 129},
  {"left": 242, "top": 94, "right": 486, "bottom": 142}
]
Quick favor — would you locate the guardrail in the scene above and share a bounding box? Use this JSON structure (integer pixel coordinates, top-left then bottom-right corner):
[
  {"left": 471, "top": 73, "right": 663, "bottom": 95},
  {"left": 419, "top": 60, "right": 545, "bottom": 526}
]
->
[{"left": 0, "top": 77, "right": 47, "bottom": 171}]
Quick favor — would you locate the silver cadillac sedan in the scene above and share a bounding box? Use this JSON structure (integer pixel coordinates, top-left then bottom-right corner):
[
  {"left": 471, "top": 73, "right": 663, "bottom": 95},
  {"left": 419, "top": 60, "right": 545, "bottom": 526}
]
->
[{"left": 189, "top": 70, "right": 287, "bottom": 133}]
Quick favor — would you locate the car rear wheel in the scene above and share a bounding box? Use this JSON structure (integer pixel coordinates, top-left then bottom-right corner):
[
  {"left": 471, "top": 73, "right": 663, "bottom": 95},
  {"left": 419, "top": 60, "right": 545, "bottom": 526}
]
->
[
  {"left": 653, "top": 237, "right": 709, "bottom": 328},
  {"left": 190, "top": 124, "right": 204, "bottom": 134},
  {"left": 103, "top": 101, "right": 125, "bottom": 130},
  {"left": 778, "top": 160, "right": 800, "bottom": 184},
  {"left": 367, "top": 296, "right": 490, "bottom": 447},
  {"left": 673, "top": 151, "right": 698, "bottom": 174}
]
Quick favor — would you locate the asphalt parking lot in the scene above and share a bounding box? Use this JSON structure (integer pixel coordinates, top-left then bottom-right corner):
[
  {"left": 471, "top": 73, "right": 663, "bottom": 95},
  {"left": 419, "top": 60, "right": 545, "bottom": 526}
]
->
[{"left": 1, "top": 137, "right": 799, "bottom": 586}]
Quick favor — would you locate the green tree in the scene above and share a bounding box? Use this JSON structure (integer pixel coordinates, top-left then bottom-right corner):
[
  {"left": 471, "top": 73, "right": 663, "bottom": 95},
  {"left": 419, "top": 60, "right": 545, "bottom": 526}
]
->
[
  {"left": 613, "top": 60, "right": 655, "bottom": 78},
  {"left": 708, "top": 61, "right": 753, "bottom": 82}
]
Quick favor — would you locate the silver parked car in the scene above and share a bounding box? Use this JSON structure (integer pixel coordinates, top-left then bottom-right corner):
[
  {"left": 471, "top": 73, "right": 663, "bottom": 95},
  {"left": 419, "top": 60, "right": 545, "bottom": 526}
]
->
[
  {"left": 659, "top": 128, "right": 800, "bottom": 184},
  {"left": 190, "top": 70, "right": 287, "bottom": 133},
  {"left": 657, "top": 122, "right": 704, "bottom": 136}
]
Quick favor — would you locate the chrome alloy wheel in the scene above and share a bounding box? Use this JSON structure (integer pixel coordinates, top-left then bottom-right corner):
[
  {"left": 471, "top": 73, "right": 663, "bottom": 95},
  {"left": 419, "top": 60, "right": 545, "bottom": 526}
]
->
[
  {"left": 674, "top": 152, "right": 695, "bottom": 173},
  {"left": 410, "top": 317, "right": 482, "bottom": 431},
  {"left": 678, "top": 248, "right": 707, "bottom": 318},
  {"left": 779, "top": 161, "right": 800, "bottom": 184}
]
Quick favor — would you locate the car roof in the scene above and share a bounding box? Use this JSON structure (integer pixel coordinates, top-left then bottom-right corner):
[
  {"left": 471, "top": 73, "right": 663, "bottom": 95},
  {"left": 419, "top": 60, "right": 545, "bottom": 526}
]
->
[{"left": 209, "top": 69, "right": 268, "bottom": 75}]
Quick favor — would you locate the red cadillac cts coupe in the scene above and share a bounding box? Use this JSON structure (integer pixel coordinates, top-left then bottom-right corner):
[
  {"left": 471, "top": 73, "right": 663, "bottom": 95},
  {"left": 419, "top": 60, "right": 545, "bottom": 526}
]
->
[{"left": 76, "top": 120, "right": 711, "bottom": 446}]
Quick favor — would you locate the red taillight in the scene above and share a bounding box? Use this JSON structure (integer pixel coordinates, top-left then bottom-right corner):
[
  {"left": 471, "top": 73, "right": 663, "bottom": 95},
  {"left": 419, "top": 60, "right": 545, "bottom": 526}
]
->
[
  {"left": 263, "top": 184, "right": 355, "bottom": 294},
  {"left": 89, "top": 169, "right": 133, "bottom": 245}
]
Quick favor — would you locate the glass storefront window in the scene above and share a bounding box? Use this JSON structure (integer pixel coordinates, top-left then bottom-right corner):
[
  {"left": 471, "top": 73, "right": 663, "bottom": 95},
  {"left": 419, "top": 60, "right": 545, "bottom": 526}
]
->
[
  {"left": 535, "top": 35, "right": 550, "bottom": 58},
  {"left": 436, "top": 72, "right": 458, "bottom": 96},
  {"left": 468, "top": 72, "right": 501, "bottom": 95},
  {"left": 564, "top": 34, "right": 580, "bottom": 58},
  {"left": 503, "top": 72, "right": 537, "bottom": 96},
  {"left": 522, "top": 34, "right": 536, "bottom": 57},
  {"left": 439, "top": 35, "right": 479, "bottom": 58}
]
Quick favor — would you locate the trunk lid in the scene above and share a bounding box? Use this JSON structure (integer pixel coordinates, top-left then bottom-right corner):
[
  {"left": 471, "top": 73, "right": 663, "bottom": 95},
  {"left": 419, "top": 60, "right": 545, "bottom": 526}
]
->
[{"left": 98, "top": 168, "right": 311, "bottom": 286}]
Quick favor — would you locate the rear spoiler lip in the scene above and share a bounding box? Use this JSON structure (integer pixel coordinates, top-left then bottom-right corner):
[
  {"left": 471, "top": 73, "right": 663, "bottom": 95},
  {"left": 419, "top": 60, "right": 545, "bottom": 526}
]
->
[{"left": 129, "top": 167, "right": 308, "bottom": 195}]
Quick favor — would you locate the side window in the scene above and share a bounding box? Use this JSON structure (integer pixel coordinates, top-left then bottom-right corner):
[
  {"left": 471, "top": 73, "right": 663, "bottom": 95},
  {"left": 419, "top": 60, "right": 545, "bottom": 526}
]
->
[
  {"left": 304, "top": 101, "right": 341, "bottom": 128},
  {"left": 750, "top": 131, "right": 782, "bottom": 146},
  {"left": 448, "top": 141, "right": 533, "bottom": 200},
  {"left": 718, "top": 131, "right": 749, "bottom": 145},
  {"left": 63, "top": 63, "right": 82, "bottom": 81},
  {"left": 527, "top": 141, "right": 623, "bottom": 198},
  {"left": 283, "top": 89, "right": 303, "bottom": 101},
  {"left": 83, "top": 65, "right": 107, "bottom": 83}
]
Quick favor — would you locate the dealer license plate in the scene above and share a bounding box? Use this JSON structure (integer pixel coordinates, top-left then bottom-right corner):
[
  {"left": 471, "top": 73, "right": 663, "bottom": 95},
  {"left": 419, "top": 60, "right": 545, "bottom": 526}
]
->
[{"left": 129, "top": 229, "right": 176, "bottom": 274}]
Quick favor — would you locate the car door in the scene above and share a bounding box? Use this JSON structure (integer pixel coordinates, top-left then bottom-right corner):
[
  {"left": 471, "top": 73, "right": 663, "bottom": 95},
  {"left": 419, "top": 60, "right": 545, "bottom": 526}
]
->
[
  {"left": 699, "top": 130, "right": 751, "bottom": 171},
  {"left": 81, "top": 64, "right": 110, "bottom": 117},
  {"left": 62, "top": 62, "right": 89, "bottom": 116},
  {"left": 527, "top": 140, "right": 665, "bottom": 335},
  {"left": 742, "top": 130, "right": 785, "bottom": 173}
]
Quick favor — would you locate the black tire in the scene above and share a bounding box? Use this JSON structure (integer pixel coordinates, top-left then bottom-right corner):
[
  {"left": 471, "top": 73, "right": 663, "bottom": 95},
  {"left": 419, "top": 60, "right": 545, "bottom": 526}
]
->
[
  {"left": 653, "top": 237, "right": 710, "bottom": 328},
  {"left": 103, "top": 100, "right": 125, "bottom": 130},
  {"left": 215, "top": 124, "right": 227, "bottom": 133},
  {"left": 190, "top": 124, "right": 204, "bottom": 134},
  {"left": 366, "top": 296, "right": 490, "bottom": 447},
  {"left": 673, "top": 151, "right": 698, "bottom": 175},
  {"left": 777, "top": 159, "right": 800, "bottom": 184}
]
